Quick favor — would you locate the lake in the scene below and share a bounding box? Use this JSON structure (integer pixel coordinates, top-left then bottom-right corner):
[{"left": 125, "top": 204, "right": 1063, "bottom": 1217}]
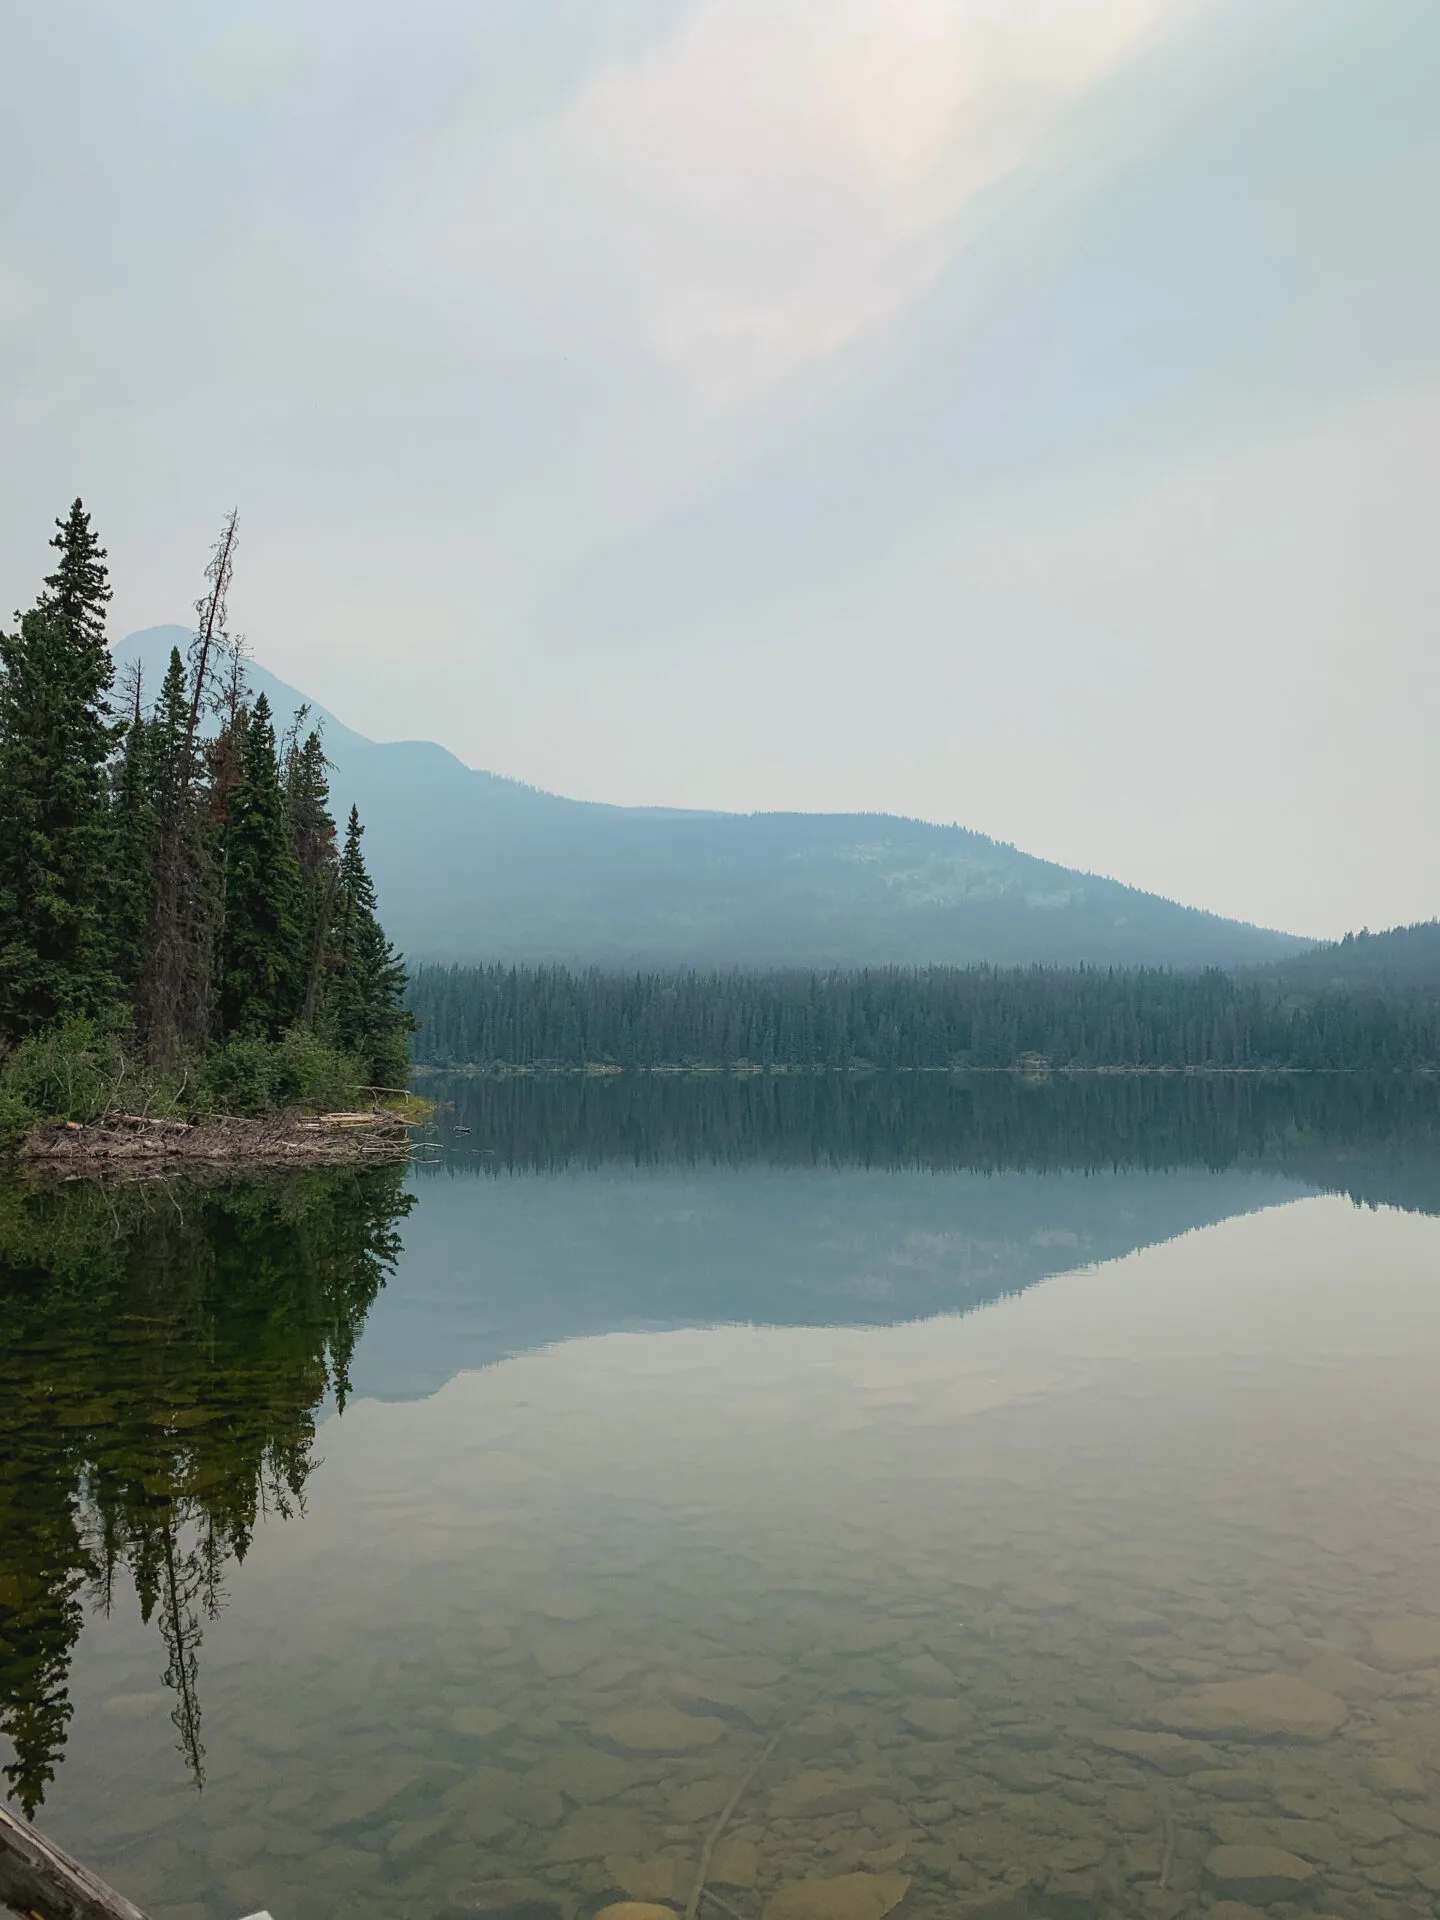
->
[{"left": 3, "top": 1075, "right": 1440, "bottom": 1920}]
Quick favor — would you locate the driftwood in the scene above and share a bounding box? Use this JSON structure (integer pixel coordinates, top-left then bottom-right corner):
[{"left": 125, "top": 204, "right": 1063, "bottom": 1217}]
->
[
  {"left": 0, "top": 1802, "right": 151, "bottom": 1920},
  {"left": 685, "top": 1720, "right": 790, "bottom": 1920},
  {"left": 21, "top": 1108, "right": 409, "bottom": 1172}
]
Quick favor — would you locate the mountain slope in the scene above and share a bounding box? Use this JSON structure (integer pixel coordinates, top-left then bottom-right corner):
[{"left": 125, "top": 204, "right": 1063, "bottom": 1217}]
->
[
  {"left": 1255, "top": 921, "right": 1440, "bottom": 996},
  {"left": 114, "top": 627, "right": 1308, "bottom": 969}
]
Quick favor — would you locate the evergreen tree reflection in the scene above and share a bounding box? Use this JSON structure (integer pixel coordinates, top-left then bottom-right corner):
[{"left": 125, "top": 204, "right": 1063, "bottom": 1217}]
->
[{"left": 0, "top": 1166, "right": 411, "bottom": 1814}]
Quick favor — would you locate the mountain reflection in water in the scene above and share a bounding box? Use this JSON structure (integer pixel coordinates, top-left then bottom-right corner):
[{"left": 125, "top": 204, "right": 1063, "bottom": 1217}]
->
[{"left": 366, "top": 1073, "right": 1440, "bottom": 1397}]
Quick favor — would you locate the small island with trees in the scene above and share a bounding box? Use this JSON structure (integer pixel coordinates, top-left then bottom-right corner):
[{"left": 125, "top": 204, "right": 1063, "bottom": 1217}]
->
[{"left": 0, "top": 502, "right": 414, "bottom": 1163}]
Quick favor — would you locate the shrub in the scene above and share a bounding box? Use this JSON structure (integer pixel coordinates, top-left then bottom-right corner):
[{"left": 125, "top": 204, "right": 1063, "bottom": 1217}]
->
[
  {"left": 0, "top": 1016, "right": 136, "bottom": 1125},
  {"left": 194, "top": 1029, "right": 366, "bottom": 1116},
  {"left": 0, "top": 1017, "right": 378, "bottom": 1148},
  {"left": 0, "top": 1082, "right": 36, "bottom": 1149}
]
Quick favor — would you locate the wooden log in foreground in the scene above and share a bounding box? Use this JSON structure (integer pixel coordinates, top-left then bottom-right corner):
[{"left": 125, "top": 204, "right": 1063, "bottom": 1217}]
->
[{"left": 0, "top": 1803, "right": 151, "bottom": 1920}]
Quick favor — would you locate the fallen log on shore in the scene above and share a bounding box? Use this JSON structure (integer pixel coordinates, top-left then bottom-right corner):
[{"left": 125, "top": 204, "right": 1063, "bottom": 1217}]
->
[
  {"left": 19, "top": 1107, "right": 411, "bottom": 1173},
  {"left": 0, "top": 1801, "right": 151, "bottom": 1920}
]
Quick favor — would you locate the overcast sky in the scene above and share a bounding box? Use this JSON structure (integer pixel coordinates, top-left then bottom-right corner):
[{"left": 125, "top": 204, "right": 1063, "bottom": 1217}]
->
[{"left": 3, "top": 0, "right": 1437, "bottom": 938}]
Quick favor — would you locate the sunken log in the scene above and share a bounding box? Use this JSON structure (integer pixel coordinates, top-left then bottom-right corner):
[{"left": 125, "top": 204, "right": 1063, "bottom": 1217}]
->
[{"left": 0, "top": 1802, "right": 151, "bottom": 1920}]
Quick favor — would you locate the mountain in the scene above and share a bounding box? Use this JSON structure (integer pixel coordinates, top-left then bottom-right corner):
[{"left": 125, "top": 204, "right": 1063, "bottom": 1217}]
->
[
  {"left": 1255, "top": 921, "right": 1440, "bottom": 996},
  {"left": 114, "top": 626, "right": 1308, "bottom": 969}
]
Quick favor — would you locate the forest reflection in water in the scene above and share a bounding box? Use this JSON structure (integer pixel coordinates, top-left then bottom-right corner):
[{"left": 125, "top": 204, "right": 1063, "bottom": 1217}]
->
[
  {"left": 0, "top": 1167, "right": 412, "bottom": 1814},
  {"left": 2, "top": 1076, "right": 1440, "bottom": 1920},
  {"left": 414, "top": 1068, "right": 1440, "bottom": 1203}
]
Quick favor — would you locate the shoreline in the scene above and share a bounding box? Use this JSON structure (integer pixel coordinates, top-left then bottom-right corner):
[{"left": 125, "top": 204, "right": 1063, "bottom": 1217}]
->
[
  {"left": 16, "top": 1107, "right": 413, "bottom": 1175},
  {"left": 412, "top": 1061, "right": 1438, "bottom": 1079}
]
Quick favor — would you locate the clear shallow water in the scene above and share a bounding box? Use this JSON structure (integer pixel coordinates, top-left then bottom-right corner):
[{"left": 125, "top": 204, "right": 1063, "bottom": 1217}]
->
[{"left": 3, "top": 1078, "right": 1440, "bottom": 1920}]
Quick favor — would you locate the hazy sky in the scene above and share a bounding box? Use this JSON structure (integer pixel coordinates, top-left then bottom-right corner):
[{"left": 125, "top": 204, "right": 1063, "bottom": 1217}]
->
[{"left": 3, "top": 0, "right": 1437, "bottom": 938}]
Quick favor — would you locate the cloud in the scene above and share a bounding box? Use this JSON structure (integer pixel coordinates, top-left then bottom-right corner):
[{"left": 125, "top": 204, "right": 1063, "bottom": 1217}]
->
[
  {"left": 379, "top": 0, "right": 1181, "bottom": 409},
  {"left": 514, "top": 0, "right": 1440, "bottom": 660}
]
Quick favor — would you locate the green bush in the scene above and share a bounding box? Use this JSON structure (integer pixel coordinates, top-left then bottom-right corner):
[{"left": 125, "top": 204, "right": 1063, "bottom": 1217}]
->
[
  {"left": 193, "top": 1029, "right": 366, "bottom": 1116},
  {"left": 0, "top": 1017, "right": 139, "bottom": 1125},
  {"left": 0, "top": 1083, "right": 36, "bottom": 1149},
  {"left": 265, "top": 1027, "right": 366, "bottom": 1111}
]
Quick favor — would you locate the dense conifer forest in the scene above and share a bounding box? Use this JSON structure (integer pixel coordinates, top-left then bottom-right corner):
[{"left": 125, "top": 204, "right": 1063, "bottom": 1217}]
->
[
  {"left": 0, "top": 502, "right": 411, "bottom": 1135},
  {"left": 406, "top": 959, "right": 1440, "bottom": 1073}
]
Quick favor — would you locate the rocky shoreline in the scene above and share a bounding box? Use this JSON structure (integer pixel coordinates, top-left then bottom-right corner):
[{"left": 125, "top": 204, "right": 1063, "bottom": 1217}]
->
[{"left": 18, "top": 1107, "right": 412, "bottom": 1173}]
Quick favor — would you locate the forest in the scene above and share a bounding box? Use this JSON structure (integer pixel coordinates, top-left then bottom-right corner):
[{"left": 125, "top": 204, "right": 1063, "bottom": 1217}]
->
[
  {"left": 0, "top": 502, "right": 411, "bottom": 1138},
  {"left": 405, "top": 957, "right": 1440, "bottom": 1074}
]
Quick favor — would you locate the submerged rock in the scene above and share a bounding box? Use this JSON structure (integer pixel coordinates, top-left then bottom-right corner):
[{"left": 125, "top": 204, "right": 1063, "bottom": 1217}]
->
[
  {"left": 770, "top": 1769, "right": 871, "bottom": 1819},
  {"left": 531, "top": 1631, "right": 606, "bottom": 1679},
  {"left": 531, "top": 1588, "right": 597, "bottom": 1624},
  {"left": 1187, "top": 1768, "right": 1270, "bottom": 1803},
  {"left": 1204, "top": 1845, "right": 1316, "bottom": 1903},
  {"left": 764, "top": 1871, "right": 912, "bottom": 1920},
  {"left": 593, "top": 1705, "right": 728, "bottom": 1754},
  {"left": 1367, "top": 1755, "right": 1426, "bottom": 1798},
  {"left": 603, "top": 1856, "right": 688, "bottom": 1903},
  {"left": 712, "top": 1837, "right": 759, "bottom": 1889},
  {"left": 1157, "top": 1673, "right": 1346, "bottom": 1742},
  {"left": 530, "top": 1745, "right": 647, "bottom": 1804},
  {"left": 1095, "top": 1730, "right": 1215, "bottom": 1775},
  {"left": 665, "top": 1777, "right": 731, "bottom": 1823},
  {"left": 435, "top": 1878, "right": 563, "bottom": 1920},
  {"left": 902, "top": 1697, "right": 964, "bottom": 1738},
  {"left": 1369, "top": 1615, "right": 1440, "bottom": 1671},
  {"left": 895, "top": 1653, "right": 956, "bottom": 1694},
  {"left": 1299, "top": 1652, "right": 1388, "bottom": 1702},
  {"left": 669, "top": 1674, "right": 776, "bottom": 1728},
  {"left": 546, "top": 1810, "right": 655, "bottom": 1864},
  {"left": 452, "top": 1706, "right": 515, "bottom": 1742}
]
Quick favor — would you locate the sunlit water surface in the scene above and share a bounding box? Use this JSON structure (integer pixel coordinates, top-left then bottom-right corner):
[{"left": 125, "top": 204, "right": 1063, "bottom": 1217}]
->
[{"left": 3, "top": 1079, "right": 1440, "bottom": 1920}]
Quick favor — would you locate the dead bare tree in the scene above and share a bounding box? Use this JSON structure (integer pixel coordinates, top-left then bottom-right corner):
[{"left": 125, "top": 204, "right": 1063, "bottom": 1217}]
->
[
  {"left": 137, "top": 514, "right": 243, "bottom": 1065},
  {"left": 182, "top": 510, "right": 239, "bottom": 793}
]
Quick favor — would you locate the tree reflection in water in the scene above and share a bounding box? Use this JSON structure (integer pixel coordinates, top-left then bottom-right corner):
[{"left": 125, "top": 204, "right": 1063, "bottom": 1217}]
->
[{"left": 0, "top": 1165, "right": 412, "bottom": 1815}]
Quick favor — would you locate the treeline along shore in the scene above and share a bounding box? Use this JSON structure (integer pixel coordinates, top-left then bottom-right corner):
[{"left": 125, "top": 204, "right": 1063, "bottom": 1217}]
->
[
  {"left": 406, "top": 957, "right": 1440, "bottom": 1073},
  {"left": 0, "top": 501, "right": 412, "bottom": 1154}
]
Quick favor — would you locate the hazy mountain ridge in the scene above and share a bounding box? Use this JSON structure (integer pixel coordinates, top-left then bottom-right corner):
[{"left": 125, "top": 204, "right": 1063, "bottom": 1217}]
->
[
  {"left": 115, "top": 626, "right": 1309, "bottom": 970},
  {"left": 1255, "top": 920, "right": 1440, "bottom": 996}
]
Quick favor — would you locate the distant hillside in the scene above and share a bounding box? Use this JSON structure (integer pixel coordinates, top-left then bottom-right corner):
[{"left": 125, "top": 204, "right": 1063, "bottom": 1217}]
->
[
  {"left": 1258, "top": 921, "right": 1440, "bottom": 995},
  {"left": 114, "top": 626, "right": 1308, "bottom": 970}
]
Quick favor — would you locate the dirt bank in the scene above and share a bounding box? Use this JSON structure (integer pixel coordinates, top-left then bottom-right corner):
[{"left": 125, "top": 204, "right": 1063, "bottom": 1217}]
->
[{"left": 19, "top": 1107, "right": 412, "bottom": 1172}]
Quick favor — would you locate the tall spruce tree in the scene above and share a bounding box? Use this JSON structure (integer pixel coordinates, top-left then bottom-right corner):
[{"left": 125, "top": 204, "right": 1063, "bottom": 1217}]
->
[
  {"left": 0, "top": 501, "right": 121, "bottom": 1040},
  {"left": 332, "top": 805, "right": 412, "bottom": 1084},
  {"left": 217, "top": 694, "right": 304, "bottom": 1038},
  {"left": 109, "top": 670, "right": 158, "bottom": 991},
  {"left": 283, "top": 724, "right": 339, "bottom": 1026}
]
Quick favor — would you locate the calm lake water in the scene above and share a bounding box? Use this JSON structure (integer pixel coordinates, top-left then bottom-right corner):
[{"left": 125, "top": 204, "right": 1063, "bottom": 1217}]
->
[{"left": 3, "top": 1076, "right": 1440, "bottom": 1920}]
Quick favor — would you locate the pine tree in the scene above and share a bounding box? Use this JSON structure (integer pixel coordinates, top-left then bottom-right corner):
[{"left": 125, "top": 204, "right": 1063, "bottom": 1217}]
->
[
  {"left": 285, "top": 724, "right": 335, "bottom": 887},
  {"left": 135, "top": 647, "right": 218, "bottom": 1060},
  {"left": 331, "top": 806, "right": 413, "bottom": 1083},
  {"left": 0, "top": 502, "right": 121, "bottom": 1040},
  {"left": 216, "top": 694, "right": 304, "bottom": 1038},
  {"left": 283, "top": 723, "right": 339, "bottom": 1025},
  {"left": 40, "top": 499, "right": 112, "bottom": 647},
  {"left": 109, "top": 670, "right": 158, "bottom": 990}
]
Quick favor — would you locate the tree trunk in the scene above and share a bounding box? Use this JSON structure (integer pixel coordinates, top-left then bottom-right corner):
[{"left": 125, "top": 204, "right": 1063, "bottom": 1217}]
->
[{"left": 0, "top": 1802, "right": 151, "bottom": 1920}]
